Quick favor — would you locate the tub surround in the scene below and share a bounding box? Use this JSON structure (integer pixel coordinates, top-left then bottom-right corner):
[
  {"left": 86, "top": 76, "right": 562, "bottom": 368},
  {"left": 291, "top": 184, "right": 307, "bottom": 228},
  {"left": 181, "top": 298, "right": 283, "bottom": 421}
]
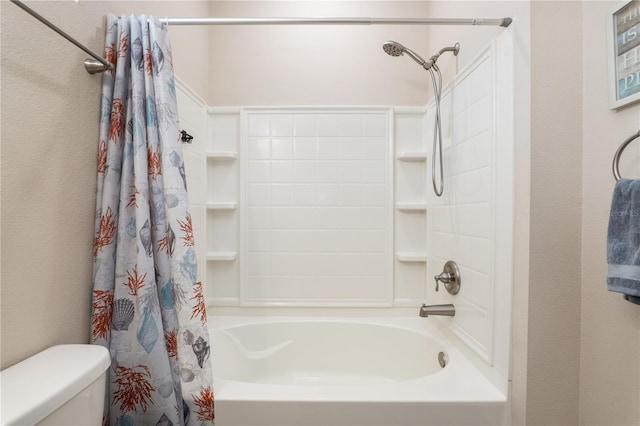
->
[
  {"left": 426, "top": 34, "right": 514, "bottom": 382},
  {"left": 176, "top": 31, "right": 515, "bottom": 424}
]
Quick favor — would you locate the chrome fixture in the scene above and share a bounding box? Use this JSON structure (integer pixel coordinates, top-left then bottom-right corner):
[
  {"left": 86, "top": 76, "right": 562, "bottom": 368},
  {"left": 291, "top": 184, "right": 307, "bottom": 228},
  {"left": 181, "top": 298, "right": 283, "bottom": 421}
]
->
[
  {"left": 419, "top": 304, "right": 456, "bottom": 317},
  {"left": 438, "top": 351, "right": 448, "bottom": 368},
  {"left": 383, "top": 41, "right": 432, "bottom": 70},
  {"left": 428, "top": 43, "right": 459, "bottom": 197},
  {"left": 382, "top": 41, "right": 459, "bottom": 75},
  {"left": 434, "top": 260, "right": 461, "bottom": 295},
  {"left": 612, "top": 130, "right": 640, "bottom": 181},
  {"left": 427, "top": 43, "right": 461, "bottom": 71},
  {"left": 163, "top": 17, "right": 513, "bottom": 27},
  {"left": 383, "top": 41, "right": 460, "bottom": 196}
]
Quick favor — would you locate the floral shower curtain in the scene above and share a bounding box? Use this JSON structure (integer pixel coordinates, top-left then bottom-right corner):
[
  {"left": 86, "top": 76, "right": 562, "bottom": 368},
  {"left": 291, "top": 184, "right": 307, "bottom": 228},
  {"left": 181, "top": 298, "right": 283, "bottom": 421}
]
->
[{"left": 90, "top": 14, "right": 214, "bottom": 425}]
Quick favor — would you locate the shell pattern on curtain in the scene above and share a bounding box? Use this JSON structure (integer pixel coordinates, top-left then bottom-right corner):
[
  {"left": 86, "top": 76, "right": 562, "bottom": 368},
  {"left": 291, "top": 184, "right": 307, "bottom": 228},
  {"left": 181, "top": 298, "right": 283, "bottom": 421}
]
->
[{"left": 90, "top": 14, "right": 214, "bottom": 426}]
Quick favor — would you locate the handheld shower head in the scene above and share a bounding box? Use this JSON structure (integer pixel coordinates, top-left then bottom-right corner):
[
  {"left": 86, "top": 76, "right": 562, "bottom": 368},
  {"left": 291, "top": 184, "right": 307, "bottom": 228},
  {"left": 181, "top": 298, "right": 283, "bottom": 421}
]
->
[
  {"left": 383, "top": 41, "right": 460, "bottom": 71},
  {"left": 382, "top": 41, "right": 404, "bottom": 57},
  {"left": 382, "top": 40, "right": 428, "bottom": 68},
  {"left": 383, "top": 40, "right": 461, "bottom": 198}
]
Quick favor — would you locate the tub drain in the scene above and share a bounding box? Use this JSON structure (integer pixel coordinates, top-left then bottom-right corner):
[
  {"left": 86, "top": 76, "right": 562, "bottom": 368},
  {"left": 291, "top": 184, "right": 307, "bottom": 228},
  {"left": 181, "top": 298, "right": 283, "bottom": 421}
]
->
[{"left": 438, "top": 351, "right": 448, "bottom": 368}]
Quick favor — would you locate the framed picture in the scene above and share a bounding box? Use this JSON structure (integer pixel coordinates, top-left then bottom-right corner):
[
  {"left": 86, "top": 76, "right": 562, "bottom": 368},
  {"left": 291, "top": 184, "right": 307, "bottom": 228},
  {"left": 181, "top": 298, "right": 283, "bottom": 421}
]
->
[{"left": 608, "top": 0, "right": 640, "bottom": 109}]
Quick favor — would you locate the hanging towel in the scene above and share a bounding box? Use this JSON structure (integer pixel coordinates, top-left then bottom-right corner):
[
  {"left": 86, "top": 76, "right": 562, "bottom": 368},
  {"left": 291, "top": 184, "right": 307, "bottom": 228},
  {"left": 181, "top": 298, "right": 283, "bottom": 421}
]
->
[{"left": 607, "top": 178, "right": 640, "bottom": 305}]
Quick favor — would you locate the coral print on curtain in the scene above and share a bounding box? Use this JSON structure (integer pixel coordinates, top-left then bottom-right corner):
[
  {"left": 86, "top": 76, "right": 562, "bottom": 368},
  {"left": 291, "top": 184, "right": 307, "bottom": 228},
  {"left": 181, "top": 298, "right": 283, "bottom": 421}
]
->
[{"left": 90, "top": 14, "right": 214, "bottom": 426}]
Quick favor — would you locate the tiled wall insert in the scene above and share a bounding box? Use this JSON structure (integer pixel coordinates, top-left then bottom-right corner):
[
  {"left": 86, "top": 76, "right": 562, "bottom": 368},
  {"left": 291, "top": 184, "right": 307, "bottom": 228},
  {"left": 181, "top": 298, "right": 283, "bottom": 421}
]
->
[
  {"left": 241, "top": 110, "right": 394, "bottom": 306},
  {"left": 425, "top": 36, "right": 514, "bottom": 375},
  {"left": 204, "top": 107, "right": 429, "bottom": 308},
  {"left": 394, "top": 109, "right": 429, "bottom": 307},
  {"left": 426, "top": 52, "right": 495, "bottom": 361},
  {"left": 175, "top": 78, "right": 207, "bottom": 286},
  {"left": 206, "top": 108, "right": 241, "bottom": 306}
]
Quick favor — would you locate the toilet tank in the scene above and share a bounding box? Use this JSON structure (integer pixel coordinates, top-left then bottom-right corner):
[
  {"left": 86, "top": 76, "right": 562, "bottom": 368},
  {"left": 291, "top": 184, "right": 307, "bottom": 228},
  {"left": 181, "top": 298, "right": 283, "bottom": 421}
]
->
[{"left": 0, "top": 344, "right": 110, "bottom": 425}]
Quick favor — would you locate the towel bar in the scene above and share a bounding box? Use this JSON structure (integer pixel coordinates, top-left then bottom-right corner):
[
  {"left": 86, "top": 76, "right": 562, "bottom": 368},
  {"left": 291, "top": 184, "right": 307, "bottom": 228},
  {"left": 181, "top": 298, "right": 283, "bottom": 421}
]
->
[{"left": 612, "top": 130, "right": 640, "bottom": 181}]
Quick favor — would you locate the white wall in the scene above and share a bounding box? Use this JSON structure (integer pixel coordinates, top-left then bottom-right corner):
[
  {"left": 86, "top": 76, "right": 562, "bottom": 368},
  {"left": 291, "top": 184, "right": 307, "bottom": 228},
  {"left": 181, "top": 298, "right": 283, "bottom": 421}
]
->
[
  {"left": 207, "top": 1, "right": 431, "bottom": 106},
  {"left": 202, "top": 107, "right": 430, "bottom": 308},
  {"left": 394, "top": 110, "right": 430, "bottom": 307},
  {"left": 527, "top": 3, "right": 584, "bottom": 424},
  {"left": 241, "top": 110, "right": 393, "bottom": 306},
  {"left": 425, "top": 34, "right": 514, "bottom": 393},
  {"left": 176, "top": 78, "right": 209, "bottom": 289}
]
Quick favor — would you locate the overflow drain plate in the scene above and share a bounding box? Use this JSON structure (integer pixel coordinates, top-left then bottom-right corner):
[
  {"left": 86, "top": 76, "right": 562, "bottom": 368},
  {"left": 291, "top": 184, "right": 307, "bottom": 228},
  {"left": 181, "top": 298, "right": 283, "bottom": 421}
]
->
[{"left": 438, "top": 351, "right": 448, "bottom": 368}]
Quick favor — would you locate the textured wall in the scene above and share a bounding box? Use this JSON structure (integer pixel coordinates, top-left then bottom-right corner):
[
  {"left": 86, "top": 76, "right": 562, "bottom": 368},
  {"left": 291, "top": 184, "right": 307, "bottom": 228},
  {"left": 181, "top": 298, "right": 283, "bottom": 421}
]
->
[
  {"left": 580, "top": 2, "right": 640, "bottom": 425},
  {"left": 527, "top": 2, "right": 583, "bottom": 424},
  {"left": 207, "top": 1, "right": 431, "bottom": 106},
  {"left": 0, "top": 0, "right": 209, "bottom": 369}
]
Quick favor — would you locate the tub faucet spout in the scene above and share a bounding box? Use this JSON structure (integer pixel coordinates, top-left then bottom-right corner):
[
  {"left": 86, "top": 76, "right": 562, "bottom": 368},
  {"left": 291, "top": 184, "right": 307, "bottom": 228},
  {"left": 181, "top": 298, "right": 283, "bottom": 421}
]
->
[{"left": 419, "top": 304, "right": 455, "bottom": 317}]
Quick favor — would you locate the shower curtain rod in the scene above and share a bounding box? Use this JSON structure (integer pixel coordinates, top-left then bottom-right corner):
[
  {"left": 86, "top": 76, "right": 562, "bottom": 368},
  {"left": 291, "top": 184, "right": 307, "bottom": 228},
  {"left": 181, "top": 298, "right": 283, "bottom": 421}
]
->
[
  {"left": 161, "top": 17, "right": 513, "bottom": 27},
  {"left": 11, "top": 0, "right": 511, "bottom": 75}
]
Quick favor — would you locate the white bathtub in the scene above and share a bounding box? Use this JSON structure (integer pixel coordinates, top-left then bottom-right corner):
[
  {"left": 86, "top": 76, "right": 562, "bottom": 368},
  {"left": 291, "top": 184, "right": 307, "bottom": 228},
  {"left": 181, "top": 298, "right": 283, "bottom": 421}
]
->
[{"left": 210, "top": 316, "right": 508, "bottom": 426}]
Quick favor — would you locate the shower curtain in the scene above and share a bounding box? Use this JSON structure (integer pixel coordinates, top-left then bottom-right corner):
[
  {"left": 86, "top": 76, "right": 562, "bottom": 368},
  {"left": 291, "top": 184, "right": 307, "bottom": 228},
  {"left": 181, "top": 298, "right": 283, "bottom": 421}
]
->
[{"left": 90, "top": 14, "right": 214, "bottom": 425}]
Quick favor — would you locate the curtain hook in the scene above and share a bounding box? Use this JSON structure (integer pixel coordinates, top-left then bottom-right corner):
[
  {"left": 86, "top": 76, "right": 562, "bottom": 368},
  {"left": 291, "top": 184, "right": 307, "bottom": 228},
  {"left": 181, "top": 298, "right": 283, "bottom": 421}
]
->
[{"left": 180, "top": 130, "right": 194, "bottom": 144}]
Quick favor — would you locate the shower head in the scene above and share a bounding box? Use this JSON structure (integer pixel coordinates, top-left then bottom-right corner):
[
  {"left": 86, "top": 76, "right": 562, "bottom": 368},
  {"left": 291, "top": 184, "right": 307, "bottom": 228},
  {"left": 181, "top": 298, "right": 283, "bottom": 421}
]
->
[
  {"left": 383, "top": 41, "right": 460, "bottom": 71},
  {"left": 382, "top": 40, "right": 428, "bottom": 68},
  {"left": 382, "top": 40, "right": 403, "bottom": 57}
]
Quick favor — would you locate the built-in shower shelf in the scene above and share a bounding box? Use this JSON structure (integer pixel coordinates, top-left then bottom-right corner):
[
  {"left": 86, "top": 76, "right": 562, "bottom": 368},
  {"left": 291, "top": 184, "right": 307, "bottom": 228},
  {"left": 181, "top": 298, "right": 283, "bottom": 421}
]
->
[
  {"left": 206, "top": 202, "right": 238, "bottom": 210},
  {"left": 396, "top": 202, "right": 427, "bottom": 212},
  {"left": 395, "top": 253, "right": 428, "bottom": 263},
  {"left": 206, "top": 252, "right": 238, "bottom": 261},
  {"left": 396, "top": 152, "right": 427, "bottom": 162},
  {"left": 206, "top": 151, "right": 238, "bottom": 160}
]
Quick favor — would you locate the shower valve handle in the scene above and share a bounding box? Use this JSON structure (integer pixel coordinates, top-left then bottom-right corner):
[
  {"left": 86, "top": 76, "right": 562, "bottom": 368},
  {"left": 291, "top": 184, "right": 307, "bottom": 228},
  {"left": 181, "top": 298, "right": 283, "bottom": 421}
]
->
[
  {"left": 433, "top": 261, "right": 462, "bottom": 295},
  {"left": 434, "top": 272, "right": 453, "bottom": 292}
]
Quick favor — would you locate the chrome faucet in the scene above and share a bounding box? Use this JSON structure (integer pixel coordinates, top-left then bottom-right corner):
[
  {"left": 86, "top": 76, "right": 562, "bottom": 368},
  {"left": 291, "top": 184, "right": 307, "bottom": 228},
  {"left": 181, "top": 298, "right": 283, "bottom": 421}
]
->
[{"left": 419, "top": 304, "right": 455, "bottom": 317}]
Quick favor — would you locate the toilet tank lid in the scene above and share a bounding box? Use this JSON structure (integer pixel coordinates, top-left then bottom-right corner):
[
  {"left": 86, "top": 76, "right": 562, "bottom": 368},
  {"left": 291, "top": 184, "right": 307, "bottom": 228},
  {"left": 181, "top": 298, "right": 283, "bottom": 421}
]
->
[{"left": 0, "top": 344, "right": 111, "bottom": 426}]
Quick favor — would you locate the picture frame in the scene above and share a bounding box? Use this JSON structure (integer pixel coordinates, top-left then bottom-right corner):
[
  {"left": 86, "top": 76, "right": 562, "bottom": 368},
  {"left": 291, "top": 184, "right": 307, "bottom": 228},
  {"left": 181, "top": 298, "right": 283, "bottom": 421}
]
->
[{"left": 608, "top": 0, "right": 640, "bottom": 110}]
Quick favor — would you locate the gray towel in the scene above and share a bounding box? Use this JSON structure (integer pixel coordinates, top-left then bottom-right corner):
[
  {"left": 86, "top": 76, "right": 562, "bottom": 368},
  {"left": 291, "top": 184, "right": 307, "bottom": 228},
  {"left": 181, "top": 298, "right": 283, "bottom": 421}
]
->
[{"left": 607, "top": 178, "right": 640, "bottom": 305}]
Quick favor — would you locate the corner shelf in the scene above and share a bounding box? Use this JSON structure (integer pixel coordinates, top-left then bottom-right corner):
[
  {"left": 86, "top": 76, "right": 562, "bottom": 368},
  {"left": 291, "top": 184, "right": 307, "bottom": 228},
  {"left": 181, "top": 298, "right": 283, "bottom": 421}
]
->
[
  {"left": 396, "top": 202, "right": 427, "bottom": 212},
  {"left": 397, "top": 152, "right": 428, "bottom": 162},
  {"left": 206, "top": 202, "right": 238, "bottom": 210},
  {"left": 207, "top": 151, "right": 238, "bottom": 160},
  {"left": 206, "top": 252, "right": 238, "bottom": 261},
  {"left": 395, "top": 253, "right": 428, "bottom": 263}
]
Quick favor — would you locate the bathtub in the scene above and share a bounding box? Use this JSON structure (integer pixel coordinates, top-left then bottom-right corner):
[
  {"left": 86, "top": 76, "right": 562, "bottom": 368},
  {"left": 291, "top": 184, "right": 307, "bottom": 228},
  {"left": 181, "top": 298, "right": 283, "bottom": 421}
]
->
[{"left": 210, "top": 316, "right": 508, "bottom": 426}]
